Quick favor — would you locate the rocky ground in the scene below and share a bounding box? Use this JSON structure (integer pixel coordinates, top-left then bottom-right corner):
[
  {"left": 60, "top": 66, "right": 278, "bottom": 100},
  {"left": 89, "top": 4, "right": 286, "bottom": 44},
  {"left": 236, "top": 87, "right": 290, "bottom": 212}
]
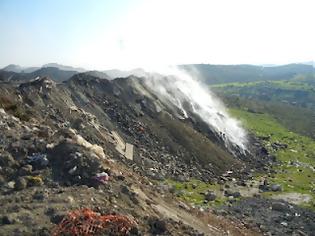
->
[
  {"left": 0, "top": 74, "right": 314, "bottom": 235},
  {"left": 223, "top": 198, "right": 315, "bottom": 235},
  {"left": 0, "top": 106, "right": 259, "bottom": 235}
]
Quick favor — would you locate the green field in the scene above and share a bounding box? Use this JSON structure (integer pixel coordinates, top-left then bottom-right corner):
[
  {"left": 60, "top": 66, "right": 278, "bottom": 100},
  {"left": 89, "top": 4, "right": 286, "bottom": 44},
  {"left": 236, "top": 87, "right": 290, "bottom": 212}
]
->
[
  {"left": 230, "top": 109, "right": 315, "bottom": 196},
  {"left": 211, "top": 79, "right": 315, "bottom": 113}
]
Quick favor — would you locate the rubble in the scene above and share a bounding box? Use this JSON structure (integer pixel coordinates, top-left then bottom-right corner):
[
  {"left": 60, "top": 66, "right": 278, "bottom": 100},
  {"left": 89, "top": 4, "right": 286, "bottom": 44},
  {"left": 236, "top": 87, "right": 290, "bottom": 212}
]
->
[{"left": 0, "top": 74, "right": 295, "bottom": 235}]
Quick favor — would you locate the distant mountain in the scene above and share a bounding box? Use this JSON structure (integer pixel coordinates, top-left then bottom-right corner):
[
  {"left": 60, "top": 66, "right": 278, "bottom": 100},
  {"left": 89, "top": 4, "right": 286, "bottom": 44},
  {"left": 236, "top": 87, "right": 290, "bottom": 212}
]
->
[
  {"left": 2, "top": 64, "right": 39, "bottom": 73},
  {"left": 0, "top": 67, "right": 78, "bottom": 82},
  {"left": 83, "top": 70, "right": 111, "bottom": 80},
  {"left": 42, "top": 63, "right": 86, "bottom": 72},
  {"left": 2, "top": 64, "right": 23, "bottom": 72},
  {"left": 180, "top": 63, "right": 315, "bottom": 84},
  {"left": 103, "top": 68, "right": 147, "bottom": 79},
  {"left": 2, "top": 62, "right": 314, "bottom": 84},
  {"left": 0, "top": 70, "right": 25, "bottom": 81},
  {"left": 28, "top": 67, "right": 78, "bottom": 82}
]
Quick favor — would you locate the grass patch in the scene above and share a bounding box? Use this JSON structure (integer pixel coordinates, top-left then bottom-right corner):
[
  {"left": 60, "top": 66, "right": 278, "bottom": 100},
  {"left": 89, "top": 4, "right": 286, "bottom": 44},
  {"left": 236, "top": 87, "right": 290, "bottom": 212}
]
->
[
  {"left": 229, "top": 108, "right": 315, "bottom": 207},
  {"left": 165, "top": 179, "right": 229, "bottom": 207}
]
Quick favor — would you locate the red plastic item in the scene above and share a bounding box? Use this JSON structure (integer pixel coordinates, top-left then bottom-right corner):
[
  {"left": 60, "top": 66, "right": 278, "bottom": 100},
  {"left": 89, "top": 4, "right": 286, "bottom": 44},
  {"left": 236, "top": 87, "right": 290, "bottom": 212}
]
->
[{"left": 52, "top": 208, "right": 136, "bottom": 236}]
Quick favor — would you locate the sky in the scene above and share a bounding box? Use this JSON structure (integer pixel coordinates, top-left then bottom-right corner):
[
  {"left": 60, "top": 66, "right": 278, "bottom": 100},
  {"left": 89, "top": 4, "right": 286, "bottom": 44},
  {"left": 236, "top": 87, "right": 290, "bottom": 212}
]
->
[{"left": 0, "top": 0, "right": 314, "bottom": 70}]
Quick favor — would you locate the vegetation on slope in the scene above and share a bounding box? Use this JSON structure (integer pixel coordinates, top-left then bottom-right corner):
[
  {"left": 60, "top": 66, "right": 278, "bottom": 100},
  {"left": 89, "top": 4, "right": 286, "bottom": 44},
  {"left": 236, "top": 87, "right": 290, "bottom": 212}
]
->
[
  {"left": 211, "top": 79, "right": 315, "bottom": 138},
  {"left": 164, "top": 79, "right": 315, "bottom": 210},
  {"left": 181, "top": 64, "right": 314, "bottom": 84},
  {"left": 230, "top": 109, "right": 315, "bottom": 202},
  {"left": 214, "top": 79, "right": 315, "bottom": 208}
]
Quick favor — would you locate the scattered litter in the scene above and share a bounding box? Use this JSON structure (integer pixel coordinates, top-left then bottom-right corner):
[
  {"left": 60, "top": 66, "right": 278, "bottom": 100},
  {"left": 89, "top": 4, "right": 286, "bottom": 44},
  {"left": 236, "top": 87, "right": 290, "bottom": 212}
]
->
[
  {"left": 26, "top": 175, "right": 44, "bottom": 186},
  {"left": 73, "top": 133, "right": 106, "bottom": 159},
  {"left": 7, "top": 181, "right": 15, "bottom": 189},
  {"left": 0, "top": 108, "right": 6, "bottom": 114},
  {"left": 27, "top": 153, "right": 49, "bottom": 167},
  {"left": 68, "top": 166, "right": 77, "bottom": 175},
  {"left": 52, "top": 208, "right": 136, "bottom": 236},
  {"left": 93, "top": 172, "right": 109, "bottom": 184},
  {"left": 46, "top": 143, "right": 55, "bottom": 149}
]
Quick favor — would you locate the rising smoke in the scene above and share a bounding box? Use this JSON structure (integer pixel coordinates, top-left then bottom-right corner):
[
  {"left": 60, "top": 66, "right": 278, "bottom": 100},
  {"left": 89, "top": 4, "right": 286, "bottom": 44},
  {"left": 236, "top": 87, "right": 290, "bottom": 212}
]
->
[{"left": 136, "top": 66, "right": 248, "bottom": 152}]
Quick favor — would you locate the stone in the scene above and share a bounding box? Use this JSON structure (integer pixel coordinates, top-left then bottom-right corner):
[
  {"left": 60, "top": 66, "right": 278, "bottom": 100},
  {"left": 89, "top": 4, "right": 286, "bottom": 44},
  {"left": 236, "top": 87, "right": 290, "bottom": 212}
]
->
[
  {"left": 224, "top": 190, "right": 234, "bottom": 197},
  {"left": 33, "top": 191, "right": 48, "bottom": 201},
  {"left": 272, "top": 202, "right": 288, "bottom": 212},
  {"left": 1, "top": 215, "right": 17, "bottom": 224},
  {"left": 19, "top": 164, "right": 33, "bottom": 176},
  {"left": 121, "top": 185, "right": 130, "bottom": 195},
  {"left": 148, "top": 217, "right": 167, "bottom": 234},
  {"left": 116, "top": 175, "right": 125, "bottom": 181},
  {"left": 0, "top": 175, "right": 5, "bottom": 185},
  {"left": 232, "top": 191, "right": 241, "bottom": 198},
  {"left": 175, "top": 175, "right": 186, "bottom": 182},
  {"left": 259, "top": 184, "right": 269, "bottom": 191},
  {"left": 271, "top": 184, "right": 282, "bottom": 192},
  {"left": 129, "top": 226, "right": 139, "bottom": 235},
  {"left": 15, "top": 177, "right": 28, "bottom": 190},
  {"left": 0, "top": 152, "right": 16, "bottom": 167},
  {"left": 50, "top": 213, "right": 65, "bottom": 224},
  {"left": 7, "top": 181, "right": 15, "bottom": 189},
  {"left": 214, "top": 209, "right": 228, "bottom": 216},
  {"left": 204, "top": 191, "right": 216, "bottom": 201},
  {"left": 178, "top": 201, "right": 190, "bottom": 211}
]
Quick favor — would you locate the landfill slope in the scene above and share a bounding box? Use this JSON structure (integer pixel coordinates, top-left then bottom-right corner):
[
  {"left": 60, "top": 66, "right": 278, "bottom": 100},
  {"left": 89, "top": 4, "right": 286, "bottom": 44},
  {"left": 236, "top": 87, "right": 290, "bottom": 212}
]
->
[{"left": 1, "top": 74, "right": 311, "bottom": 235}]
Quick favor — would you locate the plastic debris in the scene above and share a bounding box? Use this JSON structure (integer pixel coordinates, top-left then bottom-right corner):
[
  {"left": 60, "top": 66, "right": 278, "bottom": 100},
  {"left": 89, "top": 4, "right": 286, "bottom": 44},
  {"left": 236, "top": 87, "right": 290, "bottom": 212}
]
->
[
  {"left": 68, "top": 166, "right": 78, "bottom": 175},
  {"left": 52, "top": 208, "right": 136, "bottom": 236},
  {"left": 93, "top": 172, "right": 109, "bottom": 184},
  {"left": 26, "top": 175, "right": 44, "bottom": 186},
  {"left": 27, "top": 153, "right": 49, "bottom": 167}
]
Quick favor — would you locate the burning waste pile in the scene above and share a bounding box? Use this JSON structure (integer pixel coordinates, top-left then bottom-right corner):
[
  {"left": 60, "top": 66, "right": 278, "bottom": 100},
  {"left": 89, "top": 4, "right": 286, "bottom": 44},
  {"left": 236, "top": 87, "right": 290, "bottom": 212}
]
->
[{"left": 137, "top": 67, "right": 248, "bottom": 153}]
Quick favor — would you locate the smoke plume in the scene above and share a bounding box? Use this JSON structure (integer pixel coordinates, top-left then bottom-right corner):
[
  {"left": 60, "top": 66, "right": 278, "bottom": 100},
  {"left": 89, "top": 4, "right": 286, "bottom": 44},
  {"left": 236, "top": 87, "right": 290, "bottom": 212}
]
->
[{"left": 137, "top": 66, "right": 248, "bottom": 152}]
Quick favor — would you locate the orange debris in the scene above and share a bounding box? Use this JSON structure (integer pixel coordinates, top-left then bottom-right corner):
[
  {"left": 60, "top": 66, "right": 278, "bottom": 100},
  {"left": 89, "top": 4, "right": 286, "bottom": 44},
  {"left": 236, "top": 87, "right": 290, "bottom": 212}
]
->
[{"left": 52, "top": 208, "right": 136, "bottom": 236}]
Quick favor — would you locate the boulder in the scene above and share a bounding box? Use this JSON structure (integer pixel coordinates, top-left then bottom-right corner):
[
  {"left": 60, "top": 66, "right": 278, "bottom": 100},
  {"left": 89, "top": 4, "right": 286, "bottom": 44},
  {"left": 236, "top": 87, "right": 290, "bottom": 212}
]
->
[
  {"left": 232, "top": 191, "right": 241, "bottom": 198},
  {"left": 271, "top": 184, "right": 282, "bottom": 192},
  {"left": 14, "top": 177, "right": 28, "bottom": 190},
  {"left": 204, "top": 191, "right": 216, "bottom": 201},
  {"left": 272, "top": 202, "right": 288, "bottom": 212},
  {"left": 148, "top": 217, "right": 167, "bottom": 234},
  {"left": 19, "top": 164, "right": 33, "bottom": 176}
]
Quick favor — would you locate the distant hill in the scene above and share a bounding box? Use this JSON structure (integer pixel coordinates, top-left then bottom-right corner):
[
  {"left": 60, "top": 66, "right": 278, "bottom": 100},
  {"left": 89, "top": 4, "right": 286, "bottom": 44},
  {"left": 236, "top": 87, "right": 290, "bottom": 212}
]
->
[
  {"left": 42, "top": 63, "right": 86, "bottom": 72},
  {"left": 28, "top": 67, "right": 78, "bottom": 82},
  {"left": 0, "top": 70, "right": 26, "bottom": 81},
  {"left": 103, "top": 68, "right": 147, "bottom": 79},
  {"left": 180, "top": 63, "right": 314, "bottom": 84},
  {"left": 83, "top": 70, "right": 111, "bottom": 80},
  {"left": 0, "top": 67, "right": 78, "bottom": 82},
  {"left": 2, "top": 63, "right": 86, "bottom": 74},
  {"left": 2, "top": 64, "right": 39, "bottom": 73},
  {"left": 2, "top": 62, "right": 314, "bottom": 84},
  {"left": 2, "top": 64, "right": 24, "bottom": 73}
]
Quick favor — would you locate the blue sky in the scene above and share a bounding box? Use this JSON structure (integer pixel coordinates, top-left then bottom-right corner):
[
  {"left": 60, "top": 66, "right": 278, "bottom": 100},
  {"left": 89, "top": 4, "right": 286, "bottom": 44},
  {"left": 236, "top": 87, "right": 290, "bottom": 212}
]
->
[
  {"left": 0, "top": 0, "right": 138, "bottom": 68},
  {"left": 0, "top": 0, "right": 314, "bottom": 70}
]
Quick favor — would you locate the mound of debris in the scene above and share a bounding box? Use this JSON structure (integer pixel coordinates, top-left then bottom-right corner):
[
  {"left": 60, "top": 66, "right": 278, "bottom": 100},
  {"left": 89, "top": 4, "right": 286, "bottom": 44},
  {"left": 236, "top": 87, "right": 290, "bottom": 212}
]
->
[
  {"left": 48, "top": 128, "right": 110, "bottom": 186},
  {"left": 0, "top": 74, "right": 276, "bottom": 235}
]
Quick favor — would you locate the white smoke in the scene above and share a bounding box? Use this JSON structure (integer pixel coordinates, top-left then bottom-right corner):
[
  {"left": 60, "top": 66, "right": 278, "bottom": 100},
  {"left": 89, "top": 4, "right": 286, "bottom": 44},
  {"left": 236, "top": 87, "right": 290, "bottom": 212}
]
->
[{"left": 136, "top": 66, "right": 248, "bottom": 152}]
